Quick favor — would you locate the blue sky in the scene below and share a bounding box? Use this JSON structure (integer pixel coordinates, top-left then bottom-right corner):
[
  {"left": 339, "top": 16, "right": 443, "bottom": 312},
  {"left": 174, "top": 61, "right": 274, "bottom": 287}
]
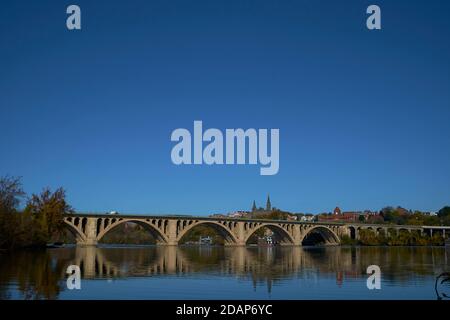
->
[{"left": 1, "top": 0, "right": 449, "bottom": 215}]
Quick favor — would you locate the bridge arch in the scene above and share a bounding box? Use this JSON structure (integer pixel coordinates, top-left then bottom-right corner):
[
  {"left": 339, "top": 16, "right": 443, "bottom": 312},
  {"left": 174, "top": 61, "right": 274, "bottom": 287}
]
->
[
  {"left": 347, "top": 226, "right": 357, "bottom": 240},
  {"left": 97, "top": 219, "right": 169, "bottom": 244},
  {"left": 376, "top": 227, "right": 385, "bottom": 235},
  {"left": 244, "top": 223, "right": 295, "bottom": 245},
  {"left": 301, "top": 226, "right": 340, "bottom": 245},
  {"left": 176, "top": 221, "right": 238, "bottom": 245},
  {"left": 398, "top": 228, "right": 411, "bottom": 234},
  {"left": 63, "top": 217, "right": 87, "bottom": 242}
]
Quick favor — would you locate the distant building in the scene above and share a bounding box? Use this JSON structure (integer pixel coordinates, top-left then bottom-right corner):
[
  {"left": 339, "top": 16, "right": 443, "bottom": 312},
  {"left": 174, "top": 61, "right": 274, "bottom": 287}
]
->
[
  {"left": 296, "top": 214, "right": 315, "bottom": 222},
  {"left": 210, "top": 213, "right": 227, "bottom": 218},
  {"left": 363, "top": 210, "right": 380, "bottom": 216},
  {"left": 319, "top": 214, "right": 356, "bottom": 222},
  {"left": 303, "top": 215, "right": 315, "bottom": 222},
  {"left": 251, "top": 195, "right": 274, "bottom": 216},
  {"left": 266, "top": 195, "right": 272, "bottom": 211},
  {"left": 258, "top": 235, "right": 274, "bottom": 246},
  {"left": 319, "top": 207, "right": 369, "bottom": 222},
  {"left": 227, "top": 211, "right": 248, "bottom": 218},
  {"left": 342, "top": 211, "right": 364, "bottom": 221},
  {"left": 199, "top": 236, "right": 213, "bottom": 245}
]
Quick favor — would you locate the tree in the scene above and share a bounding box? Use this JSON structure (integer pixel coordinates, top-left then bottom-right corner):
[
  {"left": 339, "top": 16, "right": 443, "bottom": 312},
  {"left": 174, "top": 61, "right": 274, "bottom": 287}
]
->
[
  {"left": 358, "top": 229, "right": 381, "bottom": 245},
  {"left": 24, "top": 187, "right": 74, "bottom": 242},
  {"left": 358, "top": 215, "right": 366, "bottom": 222},
  {"left": 0, "top": 176, "right": 26, "bottom": 249},
  {"left": 0, "top": 175, "right": 25, "bottom": 213},
  {"left": 380, "top": 206, "right": 409, "bottom": 225},
  {"left": 438, "top": 206, "right": 450, "bottom": 218}
]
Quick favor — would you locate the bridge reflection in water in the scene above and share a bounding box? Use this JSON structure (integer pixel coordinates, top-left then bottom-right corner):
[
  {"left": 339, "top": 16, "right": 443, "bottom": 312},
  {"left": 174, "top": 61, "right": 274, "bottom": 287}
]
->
[
  {"left": 69, "top": 246, "right": 448, "bottom": 282},
  {"left": 0, "top": 246, "right": 448, "bottom": 299}
]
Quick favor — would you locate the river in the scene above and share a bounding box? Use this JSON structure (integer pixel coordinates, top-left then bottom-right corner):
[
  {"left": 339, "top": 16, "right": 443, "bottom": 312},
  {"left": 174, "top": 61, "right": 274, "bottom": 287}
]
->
[{"left": 0, "top": 245, "right": 449, "bottom": 299}]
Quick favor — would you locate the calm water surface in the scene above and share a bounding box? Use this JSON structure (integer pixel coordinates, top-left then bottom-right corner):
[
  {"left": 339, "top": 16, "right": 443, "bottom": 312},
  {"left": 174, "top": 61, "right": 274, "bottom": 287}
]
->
[{"left": 0, "top": 246, "right": 449, "bottom": 300}]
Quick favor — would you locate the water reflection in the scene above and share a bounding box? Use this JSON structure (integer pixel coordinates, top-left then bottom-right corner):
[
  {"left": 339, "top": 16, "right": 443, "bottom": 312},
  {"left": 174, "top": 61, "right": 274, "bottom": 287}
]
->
[
  {"left": 0, "top": 246, "right": 449, "bottom": 299},
  {"left": 0, "top": 250, "right": 71, "bottom": 300}
]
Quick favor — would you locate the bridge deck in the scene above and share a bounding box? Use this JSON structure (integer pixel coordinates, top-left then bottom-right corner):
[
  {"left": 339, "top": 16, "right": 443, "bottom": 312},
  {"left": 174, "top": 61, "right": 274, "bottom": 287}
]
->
[{"left": 63, "top": 213, "right": 445, "bottom": 229}]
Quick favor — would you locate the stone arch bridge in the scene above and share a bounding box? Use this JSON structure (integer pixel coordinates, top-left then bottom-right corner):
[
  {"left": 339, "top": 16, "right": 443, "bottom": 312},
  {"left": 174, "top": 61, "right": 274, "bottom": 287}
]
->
[{"left": 63, "top": 213, "right": 447, "bottom": 246}]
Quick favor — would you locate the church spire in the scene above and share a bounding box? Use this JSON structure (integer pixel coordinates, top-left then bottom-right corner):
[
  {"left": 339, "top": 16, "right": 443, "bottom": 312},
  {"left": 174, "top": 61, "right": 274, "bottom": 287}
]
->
[
  {"left": 266, "top": 194, "right": 271, "bottom": 211},
  {"left": 252, "top": 200, "right": 257, "bottom": 212}
]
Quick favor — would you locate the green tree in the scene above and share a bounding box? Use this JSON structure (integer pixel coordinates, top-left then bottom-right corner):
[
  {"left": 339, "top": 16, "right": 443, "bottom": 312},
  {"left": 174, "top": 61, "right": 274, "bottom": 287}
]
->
[
  {"left": 0, "top": 176, "right": 26, "bottom": 249},
  {"left": 438, "top": 206, "right": 450, "bottom": 218},
  {"left": 358, "top": 229, "right": 380, "bottom": 245},
  {"left": 24, "top": 187, "right": 74, "bottom": 244}
]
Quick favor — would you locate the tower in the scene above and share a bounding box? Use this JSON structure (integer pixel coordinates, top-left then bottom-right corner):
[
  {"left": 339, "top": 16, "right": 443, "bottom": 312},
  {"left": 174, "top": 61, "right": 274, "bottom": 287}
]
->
[
  {"left": 252, "top": 200, "right": 257, "bottom": 212},
  {"left": 266, "top": 194, "right": 272, "bottom": 211}
]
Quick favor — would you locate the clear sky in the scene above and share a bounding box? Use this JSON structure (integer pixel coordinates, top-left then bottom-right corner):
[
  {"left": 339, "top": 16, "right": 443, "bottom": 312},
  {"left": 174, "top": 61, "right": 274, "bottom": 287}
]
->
[{"left": 1, "top": 0, "right": 449, "bottom": 215}]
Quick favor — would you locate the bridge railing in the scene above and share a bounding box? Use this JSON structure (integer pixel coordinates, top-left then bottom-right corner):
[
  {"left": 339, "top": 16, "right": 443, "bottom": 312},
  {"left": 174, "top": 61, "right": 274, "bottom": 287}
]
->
[
  {"left": 65, "top": 212, "right": 347, "bottom": 225},
  {"left": 64, "top": 212, "right": 448, "bottom": 229}
]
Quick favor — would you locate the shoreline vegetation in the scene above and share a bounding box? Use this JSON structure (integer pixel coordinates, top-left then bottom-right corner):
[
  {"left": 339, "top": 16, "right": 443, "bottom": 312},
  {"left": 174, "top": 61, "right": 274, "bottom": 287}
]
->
[
  {"left": 0, "top": 176, "right": 73, "bottom": 251},
  {"left": 341, "top": 231, "right": 446, "bottom": 246},
  {"left": 1, "top": 175, "right": 449, "bottom": 251}
]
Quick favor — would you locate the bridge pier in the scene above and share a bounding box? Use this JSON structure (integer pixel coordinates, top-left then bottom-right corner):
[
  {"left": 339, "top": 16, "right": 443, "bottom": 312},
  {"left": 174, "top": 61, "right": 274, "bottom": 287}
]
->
[
  {"left": 163, "top": 241, "right": 179, "bottom": 246},
  {"left": 224, "top": 242, "right": 246, "bottom": 247},
  {"left": 77, "top": 239, "right": 98, "bottom": 246},
  {"left": 81, "top": 218, "right": 99, "bottom": 246}
]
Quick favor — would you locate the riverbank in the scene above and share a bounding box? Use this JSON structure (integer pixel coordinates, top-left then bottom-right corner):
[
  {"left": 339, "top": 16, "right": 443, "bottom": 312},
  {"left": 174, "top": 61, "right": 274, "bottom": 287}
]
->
[{"left": 341, "top": 230, "right": 446, "bottom": 246}]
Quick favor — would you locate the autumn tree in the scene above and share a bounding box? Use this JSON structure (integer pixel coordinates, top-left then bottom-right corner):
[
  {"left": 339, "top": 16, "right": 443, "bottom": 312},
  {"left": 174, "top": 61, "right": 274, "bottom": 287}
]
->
[{"left": 24, "top": 187, "right": 74, "bottom": 243}]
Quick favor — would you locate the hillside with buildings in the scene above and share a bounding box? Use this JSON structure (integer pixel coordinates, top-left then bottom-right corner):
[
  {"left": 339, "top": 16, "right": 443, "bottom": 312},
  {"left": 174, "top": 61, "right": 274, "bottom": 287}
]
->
[{"left": 209, "top": 195, "right": 448, "bottom": 227}]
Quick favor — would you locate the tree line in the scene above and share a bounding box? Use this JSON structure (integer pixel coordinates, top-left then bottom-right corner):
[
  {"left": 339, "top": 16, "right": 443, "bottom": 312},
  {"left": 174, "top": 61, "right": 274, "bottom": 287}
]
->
[
  {"left": 0, "top": 176, "right": 72, "bottom": 250},
  {"left": 378, "top": 206, "right": 450, "bottom": 226},
  {"left": 342, "top": 229, "right": 446, "bottom": 246}
]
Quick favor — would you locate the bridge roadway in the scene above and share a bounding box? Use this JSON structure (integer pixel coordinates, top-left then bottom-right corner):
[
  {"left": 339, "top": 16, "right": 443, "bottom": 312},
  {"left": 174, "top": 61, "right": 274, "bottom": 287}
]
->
[{"left": 63, "top": 213, "right": 449, "bottom": 246}]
